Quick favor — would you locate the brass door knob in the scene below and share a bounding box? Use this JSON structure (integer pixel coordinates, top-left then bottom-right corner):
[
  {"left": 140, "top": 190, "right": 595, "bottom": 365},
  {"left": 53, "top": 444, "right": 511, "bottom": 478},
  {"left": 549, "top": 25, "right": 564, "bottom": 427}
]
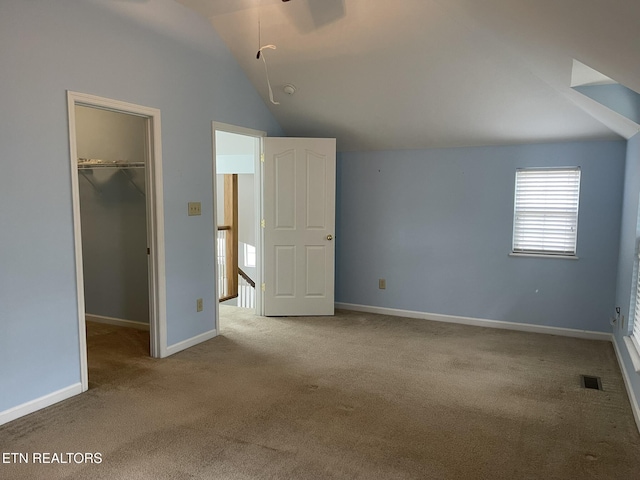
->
[{"left": 327, "top": 234, "right": 333, "bottom": 241}]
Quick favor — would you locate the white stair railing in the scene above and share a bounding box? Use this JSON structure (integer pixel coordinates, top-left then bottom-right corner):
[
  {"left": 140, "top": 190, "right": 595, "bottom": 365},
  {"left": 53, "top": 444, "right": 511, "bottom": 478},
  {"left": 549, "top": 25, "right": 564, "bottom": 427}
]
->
[
  {"left": 217, "top": 227, "right": 230, "bottom": 300},
  {"left": 238, "top": 270, "right": 256, "bottom": 309}
]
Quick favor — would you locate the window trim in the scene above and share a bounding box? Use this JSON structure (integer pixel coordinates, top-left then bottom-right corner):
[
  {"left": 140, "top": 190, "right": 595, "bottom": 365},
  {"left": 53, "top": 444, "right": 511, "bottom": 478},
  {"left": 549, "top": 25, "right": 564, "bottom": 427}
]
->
[
  {"left": 511, "top": 166, "right": 581, "bottom": 258},
  {"left": 508, "top": 252, "right": 579, "bottom": 260},
  {"left": 629, "top": 251, "right": 640, "bottom": 354}
]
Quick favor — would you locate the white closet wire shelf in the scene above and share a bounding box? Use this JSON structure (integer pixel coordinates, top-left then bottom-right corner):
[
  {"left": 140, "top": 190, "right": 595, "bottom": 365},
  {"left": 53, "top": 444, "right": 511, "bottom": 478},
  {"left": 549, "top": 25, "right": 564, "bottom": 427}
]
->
[
  {"left": 77, "top": 158, "right": 145, "bottom": 169},
  {"left": 77, "top": 158, "right": 145, "bottom": 196}
]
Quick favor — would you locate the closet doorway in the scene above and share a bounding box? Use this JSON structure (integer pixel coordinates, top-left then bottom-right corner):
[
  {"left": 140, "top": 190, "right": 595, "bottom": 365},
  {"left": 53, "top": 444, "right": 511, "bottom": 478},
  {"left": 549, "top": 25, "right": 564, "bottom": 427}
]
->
[
  {"left": 68, "top": 92, "right": 167, "bottom": 393},
  {"left": 212, "top": 122, "right": 265, "bottom": 330}
]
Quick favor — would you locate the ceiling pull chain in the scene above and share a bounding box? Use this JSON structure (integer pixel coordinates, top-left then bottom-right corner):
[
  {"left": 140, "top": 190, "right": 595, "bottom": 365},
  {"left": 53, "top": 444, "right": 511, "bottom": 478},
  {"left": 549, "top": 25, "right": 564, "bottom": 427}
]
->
[{"left": 256, "top": 3, "right": 280, "bottom": 105}]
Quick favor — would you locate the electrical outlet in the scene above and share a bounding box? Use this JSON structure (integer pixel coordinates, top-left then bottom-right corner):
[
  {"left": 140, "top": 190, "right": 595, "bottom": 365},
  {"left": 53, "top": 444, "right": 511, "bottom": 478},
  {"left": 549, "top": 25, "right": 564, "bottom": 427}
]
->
[
  {"left": 379, "top": 278, "right": 386, "bottom": 290},
  {"left": 188, "top": 202, "right": 201, "bottom": 216},
  {"left": 196, "top": 298, "right": 203, "bottom": 312}
]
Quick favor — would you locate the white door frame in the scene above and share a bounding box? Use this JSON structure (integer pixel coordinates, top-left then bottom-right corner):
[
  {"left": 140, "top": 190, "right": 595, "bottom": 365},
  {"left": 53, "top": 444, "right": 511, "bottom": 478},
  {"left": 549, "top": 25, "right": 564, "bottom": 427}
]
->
[
  {"left": 212, "top": 122, "right": 266, "bottom": 321},
  {"left": 67, "top": 91, "right": 168, "bottom": 392}
]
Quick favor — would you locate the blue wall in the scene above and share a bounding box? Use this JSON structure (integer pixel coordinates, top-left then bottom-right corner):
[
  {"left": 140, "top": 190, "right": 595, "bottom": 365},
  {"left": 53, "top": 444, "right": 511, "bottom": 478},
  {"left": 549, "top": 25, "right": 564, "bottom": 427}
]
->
[
  {"left": 79, "top": 168, "right": 150, "bottom": 323},
  {"left": 336, "top": 141, "right": 625, "bottom": 331},
  {"left": 573, "top": 84, "right": 640, "bottom": 125},
  {"left": 613, "top": 134, "right": 640, "bottom": 408},
  {"left": 0, "top": 0, "right": 281, "bottom": 413}
]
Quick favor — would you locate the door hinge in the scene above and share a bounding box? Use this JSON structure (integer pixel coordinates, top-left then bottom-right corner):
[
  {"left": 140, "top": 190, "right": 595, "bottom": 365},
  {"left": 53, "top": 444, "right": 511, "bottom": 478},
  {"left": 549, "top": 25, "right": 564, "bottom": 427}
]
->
[
  {"left": 261, "top": 219, "right": 266, "bottom": 228},
  {"left": 261, "top": 283, "right": 266, "bottom": 292},
  {"left": 147, "top": 247, "right": 150, "bottom": 255},
  {"left": 260, "top": 153, "right": 264, "bottom": 163}
]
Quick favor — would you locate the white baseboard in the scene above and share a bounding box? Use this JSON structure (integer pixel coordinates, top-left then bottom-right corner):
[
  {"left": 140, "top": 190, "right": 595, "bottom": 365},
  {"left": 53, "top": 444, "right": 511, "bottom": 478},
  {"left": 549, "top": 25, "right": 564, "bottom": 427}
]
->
[
  {"left": 86, "top": 314, "right": 150, "bottom": 331},
  {"left": 165, "top": 329, "right": 218, "bottom": 357},
  {"left": 335, "top": 302, "right": 612, "bottom": 341},
  {"left": 612, "top": 336, "right": 640, "bottom": 433},
  {"left": 0, "top": 383, "right": 82, "bottom": 427}
]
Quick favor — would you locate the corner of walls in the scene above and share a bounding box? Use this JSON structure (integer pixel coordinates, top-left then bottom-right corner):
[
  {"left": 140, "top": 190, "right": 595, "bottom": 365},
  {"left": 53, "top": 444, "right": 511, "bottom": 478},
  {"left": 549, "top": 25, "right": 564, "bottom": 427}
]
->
[
  {"left": 612, "top": 133, "right": 640, "bottom": 432},
  {"left": 614, "top": 132, "right": 640, "bottom": 335}
]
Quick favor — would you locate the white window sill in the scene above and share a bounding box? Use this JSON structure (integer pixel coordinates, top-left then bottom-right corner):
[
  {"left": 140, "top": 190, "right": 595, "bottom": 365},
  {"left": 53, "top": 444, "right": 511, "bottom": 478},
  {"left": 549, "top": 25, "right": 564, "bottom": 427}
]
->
[
  {"left": 509, "top": 253, "right": 579, "bottom": 260},
  {"left": 623, "top": 336, "right": 640, "bottom": 374}
]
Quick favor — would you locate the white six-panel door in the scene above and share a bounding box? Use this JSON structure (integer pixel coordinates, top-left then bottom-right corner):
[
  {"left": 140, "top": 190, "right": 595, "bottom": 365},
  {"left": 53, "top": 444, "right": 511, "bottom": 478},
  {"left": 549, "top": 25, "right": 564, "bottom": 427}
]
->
[{"left": 263, "top": 138, "right": 336, "bottom": 316}]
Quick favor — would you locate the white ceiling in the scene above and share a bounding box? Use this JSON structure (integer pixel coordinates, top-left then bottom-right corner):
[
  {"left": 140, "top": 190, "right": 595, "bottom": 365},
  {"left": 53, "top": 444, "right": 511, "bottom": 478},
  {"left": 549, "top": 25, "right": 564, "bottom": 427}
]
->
[{"left": 176, "top": 0, "right": 640, "bottom": 151}]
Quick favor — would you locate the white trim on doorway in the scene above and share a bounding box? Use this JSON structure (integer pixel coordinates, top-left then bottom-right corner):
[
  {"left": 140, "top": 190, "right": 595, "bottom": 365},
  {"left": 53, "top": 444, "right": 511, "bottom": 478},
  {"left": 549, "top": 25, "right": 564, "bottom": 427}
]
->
[
  {"left": 211, "top": 122, "right": 266, "bottom": 325},
  {"left": 67, "top": 91, "right": 168, "bottom": 393}
]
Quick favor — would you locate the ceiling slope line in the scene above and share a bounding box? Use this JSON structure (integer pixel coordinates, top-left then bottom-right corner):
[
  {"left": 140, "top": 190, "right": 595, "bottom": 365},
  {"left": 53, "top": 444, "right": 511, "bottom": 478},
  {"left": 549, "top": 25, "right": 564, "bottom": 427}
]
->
[{"left": 428, "top": 0, "right": 634, "bottom": 140}]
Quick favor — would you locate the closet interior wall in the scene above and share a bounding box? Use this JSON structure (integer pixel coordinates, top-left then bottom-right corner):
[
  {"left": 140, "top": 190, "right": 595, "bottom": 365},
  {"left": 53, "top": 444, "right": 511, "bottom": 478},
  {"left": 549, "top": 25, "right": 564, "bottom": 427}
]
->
[{"left": 75, "top": 105, "right": 149, "bottom": 327}]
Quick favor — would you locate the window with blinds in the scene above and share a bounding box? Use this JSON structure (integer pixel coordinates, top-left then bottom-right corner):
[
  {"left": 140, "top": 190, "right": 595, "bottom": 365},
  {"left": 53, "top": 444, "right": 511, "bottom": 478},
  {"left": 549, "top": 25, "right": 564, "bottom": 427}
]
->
[
  {"left": 512, "top": 167, "right": 581, "bottom": 256},
  {"left": 633, "top": 253, "right": 640, "bottom": 345}
]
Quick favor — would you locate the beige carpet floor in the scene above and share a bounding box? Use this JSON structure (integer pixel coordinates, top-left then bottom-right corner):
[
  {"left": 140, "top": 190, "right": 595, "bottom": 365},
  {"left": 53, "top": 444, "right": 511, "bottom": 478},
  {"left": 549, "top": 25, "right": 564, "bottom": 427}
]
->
[{"left": 1, "top": 307, "right": 640, "bottom": 479}]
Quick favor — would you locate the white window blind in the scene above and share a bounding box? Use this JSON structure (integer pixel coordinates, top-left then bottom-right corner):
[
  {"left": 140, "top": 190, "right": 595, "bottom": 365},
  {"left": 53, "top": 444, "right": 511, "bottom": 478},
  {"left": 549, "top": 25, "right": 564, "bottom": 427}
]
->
[
  {"left": 512, "top": 167, "right": 581, "bottom": 255},
  {"left": 634, "top": 253, "right": 640, "bottom": 342}
]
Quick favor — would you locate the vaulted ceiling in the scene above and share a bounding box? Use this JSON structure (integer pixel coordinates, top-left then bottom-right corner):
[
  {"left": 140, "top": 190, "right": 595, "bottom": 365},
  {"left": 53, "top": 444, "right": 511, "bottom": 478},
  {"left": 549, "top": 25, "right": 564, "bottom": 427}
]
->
[{"left": 177, "top": 0, "right": 640, "bottom": 151}]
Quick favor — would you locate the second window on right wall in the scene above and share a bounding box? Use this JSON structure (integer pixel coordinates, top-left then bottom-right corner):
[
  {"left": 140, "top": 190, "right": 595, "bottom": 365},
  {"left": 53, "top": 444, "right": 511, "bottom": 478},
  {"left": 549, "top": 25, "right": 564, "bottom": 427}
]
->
[{"left": 512, "top": 167, "right": 581, "bottom": 256}]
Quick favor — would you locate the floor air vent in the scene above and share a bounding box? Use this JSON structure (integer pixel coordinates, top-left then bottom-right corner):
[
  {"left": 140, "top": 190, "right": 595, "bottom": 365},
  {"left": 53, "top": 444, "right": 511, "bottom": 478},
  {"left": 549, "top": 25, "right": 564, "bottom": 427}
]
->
[{"left": 581, "top": 375, "right": 602, "bottom": 390}]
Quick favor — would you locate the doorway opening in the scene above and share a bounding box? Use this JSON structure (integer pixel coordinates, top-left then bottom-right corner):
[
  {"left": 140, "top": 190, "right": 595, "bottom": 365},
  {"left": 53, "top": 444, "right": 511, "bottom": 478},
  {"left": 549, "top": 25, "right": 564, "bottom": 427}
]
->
[
  {"left": 68, "top": 92, "right": 167, "bottom": 392},
  {"left": 212, "top": 122, "right": 265, "bottom": 331},
  {"left": 212, "top": 125, "right": 336, "bottom": 323}
]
